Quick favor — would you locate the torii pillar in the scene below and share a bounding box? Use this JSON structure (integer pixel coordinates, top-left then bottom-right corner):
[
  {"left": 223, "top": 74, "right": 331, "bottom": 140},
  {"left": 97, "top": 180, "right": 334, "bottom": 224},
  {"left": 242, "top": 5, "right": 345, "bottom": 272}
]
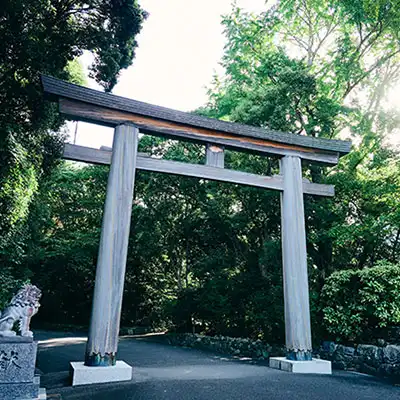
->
[
  {"left": 70, "top": 123, "right": 139, "bottom": 385},
  {"left": 269, "top": 155, "right": 331, "bottom": 374}
]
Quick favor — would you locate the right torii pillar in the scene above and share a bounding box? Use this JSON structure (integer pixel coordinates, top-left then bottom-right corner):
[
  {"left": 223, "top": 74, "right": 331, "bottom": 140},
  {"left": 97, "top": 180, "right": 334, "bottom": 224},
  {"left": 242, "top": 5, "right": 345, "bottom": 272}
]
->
[{"left": 269, "top": 155, "right": 332, "bottom": 374}]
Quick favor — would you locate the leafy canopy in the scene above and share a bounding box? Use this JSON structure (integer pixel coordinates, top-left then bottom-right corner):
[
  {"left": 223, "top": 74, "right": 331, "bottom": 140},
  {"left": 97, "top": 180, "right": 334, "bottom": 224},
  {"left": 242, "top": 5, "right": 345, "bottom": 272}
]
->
[
  {"left": 0, "top": 0, "right": 146, "bottom": 306},
  {"left": 321, "top": 262, "right": 400, "bottom": 342}
]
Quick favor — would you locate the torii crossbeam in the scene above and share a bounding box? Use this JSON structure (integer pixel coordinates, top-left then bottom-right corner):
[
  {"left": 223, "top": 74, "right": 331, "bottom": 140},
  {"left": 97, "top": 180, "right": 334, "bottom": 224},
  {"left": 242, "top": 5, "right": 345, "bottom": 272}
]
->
[{"left": 41, "top": 75, "right": 351, "bottom": 384}]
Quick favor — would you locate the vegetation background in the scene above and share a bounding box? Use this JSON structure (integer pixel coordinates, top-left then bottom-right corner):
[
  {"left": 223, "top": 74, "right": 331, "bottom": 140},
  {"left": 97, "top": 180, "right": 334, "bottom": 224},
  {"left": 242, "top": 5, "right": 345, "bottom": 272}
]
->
[{"left": 1, "top": 0, "right": 399, "bottom": 345}]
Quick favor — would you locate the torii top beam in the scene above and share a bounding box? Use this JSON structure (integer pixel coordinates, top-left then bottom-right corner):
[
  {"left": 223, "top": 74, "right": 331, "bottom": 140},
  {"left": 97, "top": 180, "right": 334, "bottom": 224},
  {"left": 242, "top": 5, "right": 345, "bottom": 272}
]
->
[{"left": 41, "top": 75, "right": 351, "bottom": 166}]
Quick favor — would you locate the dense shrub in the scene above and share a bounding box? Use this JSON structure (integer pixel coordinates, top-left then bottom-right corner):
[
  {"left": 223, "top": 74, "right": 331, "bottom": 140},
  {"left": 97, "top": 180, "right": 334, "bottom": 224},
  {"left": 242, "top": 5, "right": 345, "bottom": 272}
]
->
[{"left": 321, "top": 262, "right": 400, "bottom": 342}]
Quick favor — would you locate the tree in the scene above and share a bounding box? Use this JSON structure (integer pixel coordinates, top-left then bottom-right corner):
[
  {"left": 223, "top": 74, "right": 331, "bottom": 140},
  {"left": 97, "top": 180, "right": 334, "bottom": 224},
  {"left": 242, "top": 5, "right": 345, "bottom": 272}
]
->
[
  {"left": 321, "top": 261, "right": 400, "bottom": 342},
  {"left": 195, "top": 0, "right": 400, "bottom": 339},
  {"left": 0, "top": 0, "right": 146, "bottom": 306}
]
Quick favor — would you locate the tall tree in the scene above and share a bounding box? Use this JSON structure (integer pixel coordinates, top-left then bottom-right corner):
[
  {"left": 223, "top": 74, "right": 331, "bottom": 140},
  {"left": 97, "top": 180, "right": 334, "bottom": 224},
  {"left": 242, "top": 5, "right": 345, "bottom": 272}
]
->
[
  {"left": 0, "top": 0, "right": 146, "bottom": 301},
  {"left": 195, "top": 0, "right": 400, "bottom": 338},
  {"left": 201, "top": 0, "right": 400, "bottom": 273}
]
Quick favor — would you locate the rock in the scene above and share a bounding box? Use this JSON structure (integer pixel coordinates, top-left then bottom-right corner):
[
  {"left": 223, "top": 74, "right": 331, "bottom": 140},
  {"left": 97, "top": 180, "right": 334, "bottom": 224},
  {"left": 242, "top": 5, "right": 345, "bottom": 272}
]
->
[
  {"left": 377, "top": 339, "right": 386, "bottom": 347},
  {"left": 331, "top": 345, "right": 356, "bottom": 369},
  {"left": 332, "top": 361, "right": 346, "bottom": 370},
  {"left": 379, "top": 363, "right": 400, "bottom": 378},
  {"left": 383, "top": 345, "right": 400, "bottom": 364},
  {"left": 322, "top": 341, "right": 337, "bottom": 354},
  {"left": 0, "top": 337, "right": 40, "bottom": 400},
  {"left": 336, "top": 345, "right": 355, "bottom": 357},
  {"left": 359, "top": 363, "right": 378, "bottom": 376},
  {"left": 356, "top": 345, "right": 383, "bottom": 368},
  {"left": 333, "top": 345, "right": 354, "bottom": 362}
]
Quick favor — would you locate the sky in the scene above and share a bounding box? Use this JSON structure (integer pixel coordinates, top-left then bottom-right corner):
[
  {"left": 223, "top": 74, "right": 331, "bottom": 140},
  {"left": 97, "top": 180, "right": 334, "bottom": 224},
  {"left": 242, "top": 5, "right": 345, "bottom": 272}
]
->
[
  {"left": 69, "top": 0, "right": 399, "bottom": 149},
  {"left": 69, "top": 0, "right": 267, "bottom": 148}
]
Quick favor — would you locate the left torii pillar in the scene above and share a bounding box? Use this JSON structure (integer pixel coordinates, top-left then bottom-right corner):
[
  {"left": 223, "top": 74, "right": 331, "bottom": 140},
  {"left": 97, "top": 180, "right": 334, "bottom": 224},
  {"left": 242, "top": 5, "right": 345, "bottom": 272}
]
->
[{"left": 70, "top": 123, "right": 139, "bottom": 386}]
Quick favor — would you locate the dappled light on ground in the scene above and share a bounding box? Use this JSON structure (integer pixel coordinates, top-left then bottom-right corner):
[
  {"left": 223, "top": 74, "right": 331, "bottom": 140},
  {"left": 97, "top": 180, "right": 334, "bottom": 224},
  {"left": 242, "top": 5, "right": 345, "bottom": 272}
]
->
[{"left": 39, "top": 337, "right": 87, "bottom": 348}]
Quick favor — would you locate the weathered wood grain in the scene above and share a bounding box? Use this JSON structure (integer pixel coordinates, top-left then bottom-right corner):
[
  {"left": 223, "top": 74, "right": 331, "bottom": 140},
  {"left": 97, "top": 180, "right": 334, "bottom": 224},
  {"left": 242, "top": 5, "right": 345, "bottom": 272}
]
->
[
  {"left": 58, "top": 99, "right": 341, "bottom": 166},
  {"left": 64, "top": 143, "right": 112, "bottom": 165},
  {"left": 84, "top": 124, "right": 138, "bottom": 366},
  {"left": 63, "top": 144, "right": 335, "bottom": 197},
  {"left": 280, "top": 156, "right": 312, "bottom": 360},
  {"left": 138, "top": 156, "right": 285, "bottom": 191},
  {"left": 42, "top": 74, "right": 352, "bottom": 155}
]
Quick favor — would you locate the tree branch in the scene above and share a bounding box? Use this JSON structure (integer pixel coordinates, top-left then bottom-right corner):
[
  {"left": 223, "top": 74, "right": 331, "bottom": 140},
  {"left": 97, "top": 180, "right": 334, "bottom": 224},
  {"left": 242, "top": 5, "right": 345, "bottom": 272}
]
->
[{"left": 344, "top": 49, "right": 400, "bottom": 98}]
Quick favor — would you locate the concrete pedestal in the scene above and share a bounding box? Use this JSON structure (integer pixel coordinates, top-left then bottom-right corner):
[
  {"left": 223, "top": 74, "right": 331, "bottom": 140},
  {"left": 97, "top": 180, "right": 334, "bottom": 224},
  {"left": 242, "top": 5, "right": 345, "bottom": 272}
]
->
[
  {"left": 70, "top": 361, "right": 132, "bottom": 386},
  {"left": 269, "top": 357, "right": 332, "bottom": 374},
  {"left": 35, "top": 388, "right": 47, "bottom": 400},
  {"left": 0, "top": 337, "right": 46, "bottom": 399}
]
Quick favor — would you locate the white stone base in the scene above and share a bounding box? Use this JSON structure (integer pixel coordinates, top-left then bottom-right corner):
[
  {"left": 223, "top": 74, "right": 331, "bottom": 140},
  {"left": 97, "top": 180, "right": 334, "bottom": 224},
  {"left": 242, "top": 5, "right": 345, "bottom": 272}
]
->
[
  {"left": 37, "top": 388, "right": 47, "bottom": 399},
  {"left": 23, "top": 388, "right": 46, "bottom": 400},
  {"left": 269, "top": 357, "right": 332, "bottom": 374},
  {"left": 70, "top": 361, "right": 133, "bottom": 386}
]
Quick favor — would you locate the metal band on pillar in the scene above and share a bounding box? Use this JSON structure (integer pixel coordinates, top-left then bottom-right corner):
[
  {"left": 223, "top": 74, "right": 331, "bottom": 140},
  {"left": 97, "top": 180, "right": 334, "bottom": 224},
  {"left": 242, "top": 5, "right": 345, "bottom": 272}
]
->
[
  {"left": 85, "top": 124, "right": 139, "bottom": 367},
  {"left": 280, "top": 155, "right": 312, "bottom": 361}
]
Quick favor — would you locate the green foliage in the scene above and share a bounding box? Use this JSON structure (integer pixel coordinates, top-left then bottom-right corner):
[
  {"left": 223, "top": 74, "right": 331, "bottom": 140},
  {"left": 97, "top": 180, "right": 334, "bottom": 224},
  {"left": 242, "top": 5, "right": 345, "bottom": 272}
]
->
[
  {"left": 66, "top": 60, "right": 88, "bottom": 87},
  {"left": 0, "top": 272, "right": 25, "bottom": 310},
  {"left": 191, "top": 0, "right": 400, "bottom": 342},
  {"left": 0, "top": 0, "right": 146, "bottom": 301},
  {"left": 25, "top": 163, "right": 107, "bottom": 324},
  {"left": 326, "top": 148, "right": 400, "bottom": 270},
  {"left": 321, "top": 262, "right": 400, "bottom": 342},
  {"left": 4, "top": 0, "right": 400, "bottom": 346}
]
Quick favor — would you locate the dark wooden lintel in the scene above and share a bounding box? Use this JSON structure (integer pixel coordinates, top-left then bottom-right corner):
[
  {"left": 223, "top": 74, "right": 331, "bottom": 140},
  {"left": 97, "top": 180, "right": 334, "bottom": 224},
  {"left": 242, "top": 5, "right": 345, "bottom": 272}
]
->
[
  {"left": 59, "top": 98, "right": 340, "bottom": 166},
  {"left": 41, "top": 75, "right": 351, "bottom": 158}
]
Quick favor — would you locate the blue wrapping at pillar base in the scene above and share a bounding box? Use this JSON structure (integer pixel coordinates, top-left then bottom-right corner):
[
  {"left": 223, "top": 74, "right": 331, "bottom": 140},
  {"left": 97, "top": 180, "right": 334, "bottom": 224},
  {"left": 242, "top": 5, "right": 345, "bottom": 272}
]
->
[
  {"left": 84, "top": 352, "right": 117, "bottom": 366},
  {"left": 286, "top": 350, "right": 312, "bottom": 361}
]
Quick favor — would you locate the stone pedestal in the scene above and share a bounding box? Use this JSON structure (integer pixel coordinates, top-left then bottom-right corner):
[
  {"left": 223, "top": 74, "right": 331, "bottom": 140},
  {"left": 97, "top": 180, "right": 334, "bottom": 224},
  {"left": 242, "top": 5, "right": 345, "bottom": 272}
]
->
[
  {"left": 0, "top": 337, "right": 46, "bottom": 399},
  {"left": 70, "top": 361, "right": 132, "bottom": 386},
  {"left": 269, "top": 357, "right": 332, "bottom": 374}
]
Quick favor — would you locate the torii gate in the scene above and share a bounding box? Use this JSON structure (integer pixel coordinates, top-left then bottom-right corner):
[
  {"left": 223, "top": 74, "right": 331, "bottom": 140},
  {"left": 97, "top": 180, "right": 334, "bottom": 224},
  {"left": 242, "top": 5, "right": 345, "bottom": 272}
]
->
[{"left": 41, "top": 75, "right": 351, "bottom": 384}]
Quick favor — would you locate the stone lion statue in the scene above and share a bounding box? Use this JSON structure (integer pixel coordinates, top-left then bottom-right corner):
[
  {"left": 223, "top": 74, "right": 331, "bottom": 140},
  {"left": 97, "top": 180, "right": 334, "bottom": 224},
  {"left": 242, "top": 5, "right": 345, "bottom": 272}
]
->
[{"left": 0, "top": 284, "right": 42, "bottom": 337}]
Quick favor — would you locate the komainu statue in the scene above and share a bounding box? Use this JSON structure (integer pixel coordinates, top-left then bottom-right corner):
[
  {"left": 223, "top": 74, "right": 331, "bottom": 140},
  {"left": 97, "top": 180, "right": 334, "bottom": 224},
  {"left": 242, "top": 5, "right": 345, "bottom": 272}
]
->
[{"left": 0, "top": 284, "right": 42, "bottom": 337}]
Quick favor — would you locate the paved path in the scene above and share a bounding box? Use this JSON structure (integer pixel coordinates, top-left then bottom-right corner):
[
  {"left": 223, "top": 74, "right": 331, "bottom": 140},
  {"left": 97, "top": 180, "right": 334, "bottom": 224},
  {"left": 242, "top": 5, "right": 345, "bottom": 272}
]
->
[{"left": 35, "top": 331, "right": 399, "bottom": 400}]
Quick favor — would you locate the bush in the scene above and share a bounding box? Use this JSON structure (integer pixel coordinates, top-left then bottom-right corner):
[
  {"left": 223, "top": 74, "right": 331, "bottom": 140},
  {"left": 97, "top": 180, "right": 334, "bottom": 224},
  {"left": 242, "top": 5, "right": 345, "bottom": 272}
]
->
[{"left": 321, "top": 262, "right": 400, "bottom": 343}]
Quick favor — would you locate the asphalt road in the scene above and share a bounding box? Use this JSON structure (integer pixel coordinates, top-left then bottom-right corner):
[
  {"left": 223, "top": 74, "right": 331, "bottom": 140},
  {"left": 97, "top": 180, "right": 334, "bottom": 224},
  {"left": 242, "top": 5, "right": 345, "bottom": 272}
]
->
[{"left": 35, "top": 331, "right": 399, "bottom": 400}]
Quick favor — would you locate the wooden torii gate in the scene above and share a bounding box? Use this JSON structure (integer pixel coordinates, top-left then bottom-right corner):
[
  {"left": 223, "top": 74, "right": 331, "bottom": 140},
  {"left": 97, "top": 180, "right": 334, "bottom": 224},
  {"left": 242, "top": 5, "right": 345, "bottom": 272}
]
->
[{"left": 41, "top": 75, "right": 351, "bottom": 384}]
